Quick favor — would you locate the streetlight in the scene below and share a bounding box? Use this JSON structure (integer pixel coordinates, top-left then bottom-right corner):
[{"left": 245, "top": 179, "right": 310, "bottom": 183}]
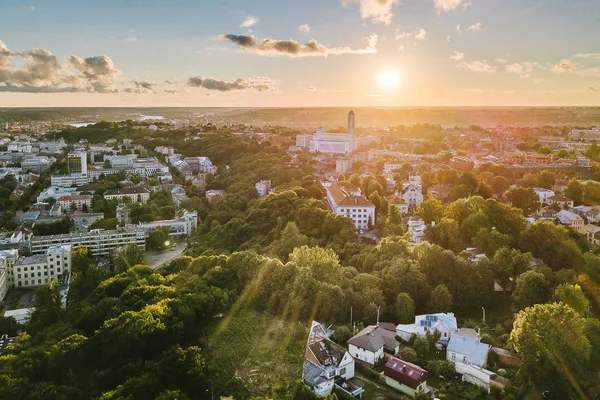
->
[{"left": 482, "top": 307, "right": 486, "bottom": 325}]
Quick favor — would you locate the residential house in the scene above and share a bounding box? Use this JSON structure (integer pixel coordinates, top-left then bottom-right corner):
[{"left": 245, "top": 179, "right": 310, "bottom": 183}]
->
[
  {"left": 255, "top": 180, "right": 272, "bottom": 197},
  {"left": 547, "top": 194, "right": 574, "bottom": 209},
  {"left": 397, "top": 313, "right": 458, "bottom": 345},
  {"left": 56, "top": 195, "right": 92, "bottom": 211},
  {"left": 206, "top": 190, "right": 226, "bottom": 203},
  {"left": 557, "top": 210, "right": 585, "bottom": 232},
  {"left": 582, "top": 224, "right": 600, "bottom": 246},
  {"left": 348, "top": 325, "right": 400, "bottom": 366},
  {"left": 303, "top": 321, "right": 364, "bottom": 398},
  {"left": 387, "top": 194, "right": 409, "bottom": 215},
  {"left": 533, "top": 188, "right": 555, "bottom": 205},
  {"left": 572, "top": 205, "right": 600, "bottom": 223},
  {"left": 401, "top": 183, "right": 423, "bottom": 211},
  {"left": 326, "top": 182, "right": 376, "bottom": 230},
  {"left": 407, "top": 216, "right": 427, "bottom": 245},
  {"left": 104, "top": 187, "right": 151, "bottom": 204},
  {"left": 383, "top": 357, "right": 430, "bottom": 398},
  {"left": 447, "top": 328, "right": 490, "bottom": 368}
]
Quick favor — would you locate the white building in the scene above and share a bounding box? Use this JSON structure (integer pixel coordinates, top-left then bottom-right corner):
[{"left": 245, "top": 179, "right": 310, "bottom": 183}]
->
[
  {"left": 104, "top": 187, "right": 151, "bottom": 204},
  {"left": 407, "top": 216, "right": 427, "bottom": 245},
  {"left": 7, "top": 142, "right": 34, "bottom": 153},
  {"left": 348, "top": 325, "right": 399, "bottom": 366},
  {"left": 557, "top": 210, "right": 585, "bottom": 232},
  {"left": 30, "top": 228, "right": 146, "bottom": 257},
  {"left": 3, "top": 308, "right": 34, "bottom": 325},
  {"left": 326, "top": 182, "right": 376, "bottom": 230},
  {"left": 383, "top": 163, "right": 405, "bottom": 175},
  {"left": 9, "top": 245, "right": 71, "bottom": 289},
  {"left": 131, "top": 211, "right": 198, "bottom": 237},
  {"left": 50, "top": 174, "right": 89, "bottom": 188},
  {"left": 447, "top": 328, "right": 491, "bottom": 368},
  {"left": 336, "top": 158, "right": 353, "bottom": 174},
  {"left": 569, "top": 128, "right": 600, "bottom": 141},
  {"left": 56, "top": 195, "right": 93, "bottom": 211},
  {"left": 37, "top": 187, "right": 79, "bottom": 203},
  {"left": 21, "top": 156, "right": 54, "bottom": 174},
  {"left": 401, "top": 180, "right": 424, "bottom": 211},
  {"left": 68, "top": 211, "right": 105, "bottom": 228},
  {"left": 387, "top": 194, "right": 409, "bottom": 215},
  {"left": 533, "top": 188, "right": 555, "bottom": 205},
  {"left": 299, "top": 110, "right": 356, "bottom": 155},
  {"left": 397, "top": 313, "right": 458, "bottom": 345},
  {"left": 255, "top": 180, "right": 272, "bottom": 197}
]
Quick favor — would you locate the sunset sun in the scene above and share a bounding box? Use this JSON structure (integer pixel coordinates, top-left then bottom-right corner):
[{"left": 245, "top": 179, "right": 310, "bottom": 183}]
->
[{"left": 378, "top": 69, "right": 401, "bottom": 89}]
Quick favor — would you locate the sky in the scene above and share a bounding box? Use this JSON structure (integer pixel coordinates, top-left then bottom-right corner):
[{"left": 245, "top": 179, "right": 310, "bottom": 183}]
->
[{"left": 0, "top": 0, "right": 599, "bottom": 107}]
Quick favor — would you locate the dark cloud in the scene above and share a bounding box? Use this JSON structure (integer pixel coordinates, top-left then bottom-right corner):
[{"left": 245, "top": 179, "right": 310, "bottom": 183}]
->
[
  {"left": 219, "top": 34, "right": 376, "bottom": 57},
  {"left": 125, "top": 78, "right": 156, "bottom": 93},
  {"left": 589, "top": 86, "right": 598, "bottom": 92},
  {"left": 187, "top": 75, "right": 275, "bottom": 92}
]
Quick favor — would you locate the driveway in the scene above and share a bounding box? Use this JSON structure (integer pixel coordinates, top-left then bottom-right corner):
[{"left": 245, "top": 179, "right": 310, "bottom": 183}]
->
[{"left": 147, "top": 242, "right": 188, "bottom": 270}]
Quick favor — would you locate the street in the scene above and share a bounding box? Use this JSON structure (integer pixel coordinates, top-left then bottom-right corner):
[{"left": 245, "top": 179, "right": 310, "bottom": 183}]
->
[{"left": 147, "top": 242, "right": 188, "bottom": 270}]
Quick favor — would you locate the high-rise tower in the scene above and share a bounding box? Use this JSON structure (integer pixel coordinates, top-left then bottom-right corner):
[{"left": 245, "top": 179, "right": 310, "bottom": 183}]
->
[
  {"left": 348, "top": 109, "right": 355, "bottom": 152},
  {"left": 67, "top": 152, "right": 87, "bottom": 176}
]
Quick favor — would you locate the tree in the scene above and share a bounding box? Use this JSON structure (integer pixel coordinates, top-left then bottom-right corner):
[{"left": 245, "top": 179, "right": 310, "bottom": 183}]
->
[
  {"left": 427, "top": 285, "right": 453, "bottom": 313},
  {"left": 331, "top": 326, "right": 352, "bottom": 344},
  {"left": 272, "top": 222, "right": 309, "bottom": 261},
  {"left": 413, "top": 337, "right": 429, "bottom": 359},
  {"left": 385, "top": 205, "right": 404, "bottom": 236},
  {"left": 565, "top": 178, "right": 584, "bottom": 205},
  {"left": 489, "top": 247, "right": 532, "bottom": 293},
  {"left": 506, "top": 187, "right": 539, "bottom": 216},
  {"left": 512, "top": 271, "right": 551, "bottom": 309},
  {"left": 0, "top": 316, "right": 19, "bottom": 336},
  {"left": 473, "top": 228, "right": 512, "bottom": 257},
  {"left": 554, "top": 284, "right": 589, "bottom": 316},
  {"left": 399, "top": 347, "right": 417, "bottom": 362},
  {"left": 520, "top": 221, "right": 584, "bottom": 271},
  {"left": 148, "top": 227, "right": 170, "bottom": 250},
  {"left": 395, "top": 293, "right": 415, "bottom": 324},
  {"left": 416, "top": 198, "right": 444, "bottom": 224},
  {"left": 511, "top": 303, "right": 591, "bottom": 397},
  {"left": 114, "top": 244, "right": 148, "bottom": 272},
  {"left": 489, "top": 176, "right": 510, "bottom": 196}
]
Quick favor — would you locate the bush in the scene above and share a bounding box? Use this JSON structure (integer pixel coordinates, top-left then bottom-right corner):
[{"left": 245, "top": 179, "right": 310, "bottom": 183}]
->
[
  {"left": 428, "top": 360, "right": 455, "bottom": 378},
  {"left": 399, "top": 347, "right": 418, "bottom": 363},
  {"left": 331, "top": 326, "right": 352, "bottom": 344}
]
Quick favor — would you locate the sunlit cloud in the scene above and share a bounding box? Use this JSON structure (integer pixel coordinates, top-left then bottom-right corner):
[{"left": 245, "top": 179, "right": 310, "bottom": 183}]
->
[
  {"left": 298, "top": 24, "right": 310, "bottom": 33},
  {"left": 446, "top": 35, "right": 451, "bottom": 42},
  {"left": 164, "top": 88, "right": 190, "bottom": 94},
  {"left": 29, "top": 5, "right": 36, "bottom": 12},
  {"left": 187, "top": 75, "right": 275, "bottom": 92},
  {"left": 367, "top": 34, "right": 379, "bottom": 48},
  {"left": 496, "top": 58, "right": 509, "bottom": 64},
  {"left": 456, "top": 24, "right": 461, "bottom": 32},
  {"left": 124, "top": 38, "right": 139, "bottom": 43},
  {"left": 457, "top": 60, "right": 496, "bottom": 73},
  {"left": 219, "top": 34, "right": 377, "bottom": 57},
  {"left": 124, "top": 78, "right": 156, "bottom": 93},
  {"left": 552, "top": 59, "right": 574, "bottom": 73},
  {"left": 240, "top": 16, "right": 259, "bottom": 28},
  {"left": 395, "top": 28, "right": 426, "bottom": 41},
  {"left": 434, "top": 0, "right": 471, "bottom": 12},
  {"left": 450, "top": 51, "right": 464, "bottom": 60},
  {"left": 342, "top": 0, "right": 399, "bottom": 24},
  {"left": 534, "top": 79, "right": 544, "bottom": 84},
  {"left": 467, "top": 22, "right": 482, "bottom": 32},
  {"left": 505, "top": 62, "right": 536, "bottom": 78}
]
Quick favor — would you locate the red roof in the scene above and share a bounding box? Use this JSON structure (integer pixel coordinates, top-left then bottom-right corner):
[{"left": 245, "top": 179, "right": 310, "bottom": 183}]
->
[
  {"left": 327, "top": 183, "right": 374, "bottom": 208},
  {"left": 384, "top": 357, "right": 427, "bottom": 389},
  {"left": 57, "top": 195, "right": 92, "bottom": 201}
]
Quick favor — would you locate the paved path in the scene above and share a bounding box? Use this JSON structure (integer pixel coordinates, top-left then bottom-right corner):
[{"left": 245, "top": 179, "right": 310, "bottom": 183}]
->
[{"left": 147, "top": 242, "right": 188, "bottom": 270}]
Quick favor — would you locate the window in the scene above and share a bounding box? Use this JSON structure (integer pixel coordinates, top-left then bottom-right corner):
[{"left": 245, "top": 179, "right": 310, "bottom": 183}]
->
[
  {"left": 463, "top": 356, "right": 467, "bottom": 363},
  {"left": 452, "top": 353, "right": 456, "bottom": 360},
  {"left": 340, "top": 367, "right": 346, "bottom": 376},
  {"left": 443, "top": 332, "right": 447, "bottom": 338},
  {"left": 17, "top": 274, "right": 21, "bottom": 279},
  {"left": 38, "top": 279, "right": 42, "bottom": 284}
]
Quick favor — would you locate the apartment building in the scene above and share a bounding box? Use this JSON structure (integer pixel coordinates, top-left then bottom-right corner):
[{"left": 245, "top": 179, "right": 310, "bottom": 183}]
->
[
  {"left": 56, "top": 195, "right": 93, "bottom": 211},
  {"left": 131, "top": 211, "right": 198, "bottom": 237},
  {"left": 326, "top": 182, "right": 375, "bottom": 230},
  {"left": 30, "top": 228, "right": 146, "bottom": 257},
  {"left": 104, "top": 187, "right": 151, "bottom": 204},
  {"left": 9, "top": 245, "right": 71, "bottom": 289}
]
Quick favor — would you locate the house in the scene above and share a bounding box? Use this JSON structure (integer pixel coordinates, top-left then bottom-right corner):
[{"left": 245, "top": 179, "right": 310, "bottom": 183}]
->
[
  {"left": 407, "top": 216, "right": 427, "bottom": 245},
  {"left": 56, "top": 195, "right": 92, "bottom": 211},
  {"left": 547, "top": 194, "right": 574, "bottom": 209},
  {"left": 387, "top": 194, "right": 409, "bottom": 214},
  {"left": 397, "top": 313, "right": 458, "bottom": 345},
  {"left": 303, "top": 321, "right": 364, "bottom": 398},
  {"left": 104, "top": 187, "right": 151, "bottom": 204},
  {"left": 401, "top": 183, "right": 423, "bottom": 211},
  {"left": 447, "top": 328, "right": 490, "bottom": 368},
  {"left": 533, "top": 188, "right": 555, "bottom": 205},
  {"left": 255, "top": 180, "right": 272, "bottom": 197},
  {"left": 557, "top": 210, "right": 585, "bottom": 232},
  {"left": 348, "top": 325, "right": 400, "bottom": 366},
  {"left": 384, "top": 357, "right": 430, "bottom": 398},
  {"left": 326, "top": 182, "right": 376, "bottom": 230},
  {"left": 582, "top": 224, "right": 600, "bottom": 246},
  {"left": 572, "top": 205, "right": 600, "bottom": 223}
]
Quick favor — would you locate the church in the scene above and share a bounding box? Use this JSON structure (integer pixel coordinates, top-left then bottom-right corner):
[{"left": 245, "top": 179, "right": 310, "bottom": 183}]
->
[{"left": 296, "top": 110, "right": 356, "bottom": 155}]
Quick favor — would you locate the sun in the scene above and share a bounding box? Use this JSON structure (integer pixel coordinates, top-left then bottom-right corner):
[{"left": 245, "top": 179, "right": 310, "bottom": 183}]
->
[{"left": 378, "top": 69, "right": 401, "bottom": 89}]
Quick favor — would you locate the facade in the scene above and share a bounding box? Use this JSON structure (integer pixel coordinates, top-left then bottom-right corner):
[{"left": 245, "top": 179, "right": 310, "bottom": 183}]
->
[
  {"left": 9, "top": 245, "right": 71, "bottom": 289},
  {"left": 0, "top": 261, "right": 8, "bottom": 302},
  {"left": 387, "top": 194, "right": 409, "bottom": 214},
  {"left": 336, "top": 158, "right": 353, "bottom": 174},
  {"left": 37, "top": 186, "right": 79, "bottom": 203},
  {"left": 533, "top": 188, "right": 555, "bottom": 205},
  {"left": 303, "top": 321, "right": 364, "bottom": 398},
  {"left": 301, "top": 110, "right": 356, "bottom": 155},
  {"left": 348, "top": 325, "right": 400, "bottom": 366},
  {"left": 326, "top": 182, "right": 375, "bottom": 230},
  {"left": 104, "top": 187, "right": 151, "bottom": 204},
  {"left": 116, "top": 204, "right": 131, "bottom": 225},
  {"left": 255, "top": 180, "right": 272, "bottom": 197},
  {"left": 401, "top": 183, "right": 424, "bottom": 211},
  {"left": 30, "top": 228, "right": 146, "bottom": 257},
  {"left": 572, "top": 205, "right": 600, "bottom": 223},
  {"left": 407, "top": 216, "right": 427, "bottom": 245},
  {"left": 557, "top": 210, "right": 585, "bottom": 232},
  {"left": 56, "top": 195, "right": 93, "bottom": 211},
  {"left": 384, "top": 357, "right": 429, "bottom": 398},
  {"left": 397, "top": 313, "right": 458, "bottom": 345},
  {"left": 67, "top": 152, "right": 88, "bottom": 175},
  {"left": 50, "top": 174, "right": 89, "bottom": 188},
  {"left": 131, "top": 211, "right": 198, "bottom": 237},
  {"left": 68, "top": 211, "right": 105, "bottom": 228},
  {"left": 547, "top": 194, "right": 574, "bottom": 209},
  {"left": 21, "top": 156, "right": 53, "bottom": 174}
]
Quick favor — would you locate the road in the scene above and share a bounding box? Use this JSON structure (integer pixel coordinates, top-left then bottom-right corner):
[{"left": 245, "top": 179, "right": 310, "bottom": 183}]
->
[{"left": 147, "top": 242, "right": 188, "bottom": 270}]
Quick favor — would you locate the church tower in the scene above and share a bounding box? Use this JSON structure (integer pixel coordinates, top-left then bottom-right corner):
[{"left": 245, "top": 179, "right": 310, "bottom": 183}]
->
[{"left": 348, "top": 109, "right": 355, "bottom": 152}]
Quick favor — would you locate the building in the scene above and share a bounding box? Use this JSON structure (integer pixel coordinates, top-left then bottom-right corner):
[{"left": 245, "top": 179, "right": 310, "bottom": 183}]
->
[
  {"left": 383, "top": 357, "right": 429, "bottom": 398},
  {"left": 447, "top": 328, "right": 490, "bottom": 368},
  {"left": 557, "top": 210, "right": 585, "bottom": 232},
  {"left": 300, "top": 110, "right": 356, "bottom": 155},
  {"left": 401, "top": 183, "right": 424, "bottom": 211},
  {"left": 116, "top": 204, "right": 131, "bottom": 225},
  {"left": 572, "top": 205, "right": 600, "bottom": 223},
  {"left": 104, "top": 187, "right": 151, "bottom": 204},
  {"left": 50, "top": 174, "right": 89, "bottom": 188},
  {"left": 387, "top": 194, "right": 409, "bottom": 214},
  {"left": 56, "top": 195, "right": 93, "bottom": 211},
  {"left": 449, "top": 157, "right": 474, "bottom": 171},
  {"left": 21, "top": 156, "right": 53, "bottom": 174},
  {"left": 68, "top": 211, "right": 105, "bottom": 228},
  {"left": 9, "top": 245, "right": 71, "bottom": 289},
  {"left": 67, "top": 152, "right": 88, "bottom": 176},
  {"left": 206, "top": 190, "right": 226, "bottom": 203},
  {"left": 348, "top": 325, "right": 400, "bottom": 366},
  {"left": 569, "top": 128, "right": 600, "bottom": 141},
  {"left": 303, "top": 321, "right": 364, "bottom": 398},
  {"left": 503, "top": 153, "right": 553, "bottom": 165},
  {"left": 255, "top": 180, "right": 272, "bottom": 197},
  {"left": 407, "top": 216, "right": 427, "bottom": 245},
  {"left": 533, "top": 188, "right": 555, "bottom": 205},
  {"left": 427, "top": 184, "right": 453, "bottom": 201},
  {"left": 336, "top": 158, "right": 353, "bottom": 174},
  {"left": 3, "top": 308, "right": 34, "bottom": 325},
  {"left": 0, "top": 262, "right": 7, "bottom": 302},
  {"left": 326, "top": 182, "right": 376, "bottom": 230},
  {"left": 131, "top": 211, "right": 198, "bottom": 237},
  {"left": 548, "top": 194, "right": 574, "bottom": 209},
  {"left": 37, "top": 186, "right": 79, "bottom": 203},
  {"left": 397, "top": 313, "right": 458, "bottom": 345},
  {"left": 30, "top": 228, "right": 146, "bottom": 257},
  {"left": 183, "top": 157, "right": 214, "bottom": 173}
]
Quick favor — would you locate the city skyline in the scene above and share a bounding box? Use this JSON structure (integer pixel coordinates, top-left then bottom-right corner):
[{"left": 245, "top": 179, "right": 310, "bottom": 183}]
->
[{"left": 0, "top": 0, "right": 599, "bottom": 107}]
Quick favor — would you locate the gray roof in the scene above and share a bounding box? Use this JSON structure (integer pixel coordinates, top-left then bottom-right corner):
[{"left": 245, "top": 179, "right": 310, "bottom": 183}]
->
[
  {"left": 417, "top": 313, "right": 458, "bottom": 331},
  {"left": 447, "top": 333, "right": 491, "bottom": 367},
  {"left": 348, "top": 325, "right": 399, "bottom": 353}
]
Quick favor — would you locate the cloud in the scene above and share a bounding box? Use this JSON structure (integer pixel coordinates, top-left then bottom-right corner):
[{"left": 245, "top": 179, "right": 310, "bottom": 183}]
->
[
  {"left": 414, "top": 29, "right": 426, "bottom": 40},
  {"left": 457, "top": 60, "right": 496, "bottom": 73},
  {"left": 124, "top": 38, "right": 139, "bottom": 43},
  {"left": 187, "top": 75, "right": 275, "bottom": 92},
  {"left": 124, "top": 78, "right": 156, "bottom": 93},
  {"left": 298, "top": 24, "right": 310, "bottom": 33},
  {"left": 164, "top": 88, "right": 190, "bottom": 94},
  {"left": 589, "top": 86, "right": 598, "bottom": 92},
  {"left": 456, "top": 24, "right": 461, "bottom": 32},
  {"left": 447, "top": 35, "right": 451, "bottom": 42},
  {"left": 29, "top": 5, "right": 36, "bottom": 12},
  {"left": 505, "top": 62, "right": 536, "bottom": 78},
  {"left": 395, "top": 28, "right": 426, "bottom": 41},
  {"left": 534, "top": 79, "right": 544, "bottom": 84},
  {"left": 552, "top": 59, "right": 574, "bottom": 73},
  {"left": 240, "top": 16, "right": 259, "bottom": 28},
  {"left": 306, "top": 87, "right": 347, "bottom": 92},
  {"left": 342, "top": 0, "right": 399, "bottom": 24},
  {"left": 64, "top": 55, "right": 121, "bottom": 92},
  {"left": 496, "top": 58, "right": 509, "bottom": 64},
  {"left": 450, "top": 51, "right": 464, "bottom": 60},
  {"left": 219, "top": 34, "right": 377, "bottom": 57},
  {"left": 466, "top": 22, "right": 482, "bottom": 32},
  {"left": 434, "top": 0, "right": 471, "bottom": 12},
  {"left": 398, "top": 45, "right": 404, "bottom": 52},
  {"left": 367, "top": 34, "right": 379, "bottom": 48}
]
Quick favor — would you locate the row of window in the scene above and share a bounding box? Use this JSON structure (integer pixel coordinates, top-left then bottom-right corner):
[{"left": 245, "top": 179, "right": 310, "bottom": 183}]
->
[
  {"left": 16, "top": 262, "right": 64, "bottom": 272},
  {"left": 18, "top": 278, "right": 51, "bottom": 286},
  {"left": 339, "top": 208, "right": 370, "bottom": 213}
]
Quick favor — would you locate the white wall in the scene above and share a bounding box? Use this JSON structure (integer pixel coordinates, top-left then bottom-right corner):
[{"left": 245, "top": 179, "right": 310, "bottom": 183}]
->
[{"left": 348, "top": 343, "right": 383, "bottom": 365}]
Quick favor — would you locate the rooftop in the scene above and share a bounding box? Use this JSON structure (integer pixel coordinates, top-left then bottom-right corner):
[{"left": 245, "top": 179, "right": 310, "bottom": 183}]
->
[
  {"left": 327, "top": 182, "right": 374, "bottom": 208},
  {"left": 348, "top": 325, "right": 399, "bottom": 353},
  {"left": 105, "top": 186, "right": 150, "bottom": 196},
  {"left": 384, "top": 357, "right": 427, "bottom": 388}
]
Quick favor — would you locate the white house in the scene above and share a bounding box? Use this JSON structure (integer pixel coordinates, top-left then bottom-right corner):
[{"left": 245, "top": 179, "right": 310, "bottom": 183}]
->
[
  {"left": 397, "top": 313, "right": 458, "bottom": 345},
  {"left": 348, "top": 325, "right": 399, "bottom": 366},
  {"left": 384, "top": 357, "right": 430, "bottom": 398},
  {"left": 255, "top": 180, "right": 272, "bottom": 197},
  {"left": 303, "top": 321, "right": 364, "bottom": 398},
  {"left": 387, "top": 194, "right": 409, "bottom": 215},
  {"left": 557, "top": 210, "right": 585, "bottom": 232},
  {"left": 572, "top": 205, "right": 600, "bottom": 223},
  {"left": 407, "top": 216, "right": 427, "bottom": 245},
  {"left": 533, "top": 187, "right": 555, "bottom": 205},
  {"left": 9, "top": 245, "right": 71, "bottom": 289},
  {"left": 446, "top": 328, "right": 490, "bottom": 368},
  {"left": 326, "top": 182, "right": 376, "bottom": 230},
  {"left": 401, "top": 184, "right": 424, "bottom": 211}
]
